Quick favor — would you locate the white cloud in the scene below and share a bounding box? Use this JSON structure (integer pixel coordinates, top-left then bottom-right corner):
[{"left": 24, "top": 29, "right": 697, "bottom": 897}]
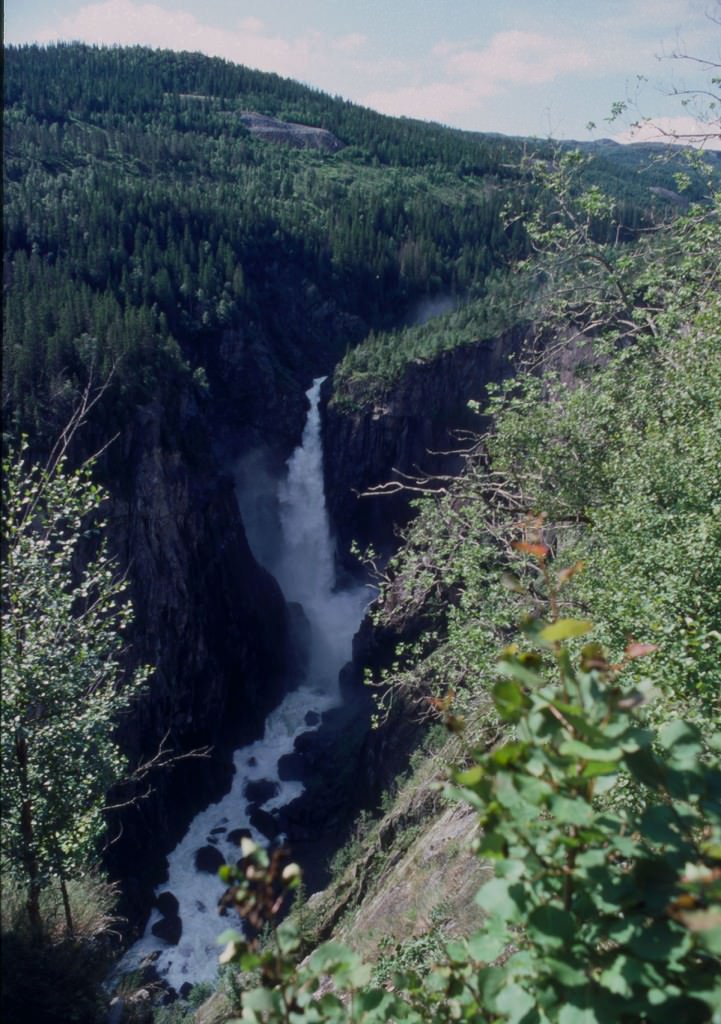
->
[
  {"left": 445, "top": 31, "right": 595, "bottom": 86},
  {"left": 33, "top": 0, "right": 354, "bottom": 82},
  {"left": 364, "top": 81, "right": 481, "bottom": 123},
  {"left": 365, "top": 29, "right": 596, "bottom": 126},
  {"left": 613, "top": 114, "right": 721, "bottom": 149}
]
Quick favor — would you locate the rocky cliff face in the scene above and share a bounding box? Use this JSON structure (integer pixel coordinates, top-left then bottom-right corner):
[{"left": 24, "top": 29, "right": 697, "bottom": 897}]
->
[
  {"left": 321, "top": 326, "right": 529, "bottom": 560},
  {"left": 101, "top": 386, "right": 294, "bottom": 927},
  {"left": 100, "top": 276, "right": 368, "bottom": 926},
  {"left": 201, "top": 274, "right": 367, "bottom": 464},
  {"left": 102, "top": 316, "right": 527, "bottom": 928},
  {"left": 289, "top": 325, "right": 532, "bottom": 842},
  {"left": 239, "top": 112, "right": 344, "bottom": 152}
]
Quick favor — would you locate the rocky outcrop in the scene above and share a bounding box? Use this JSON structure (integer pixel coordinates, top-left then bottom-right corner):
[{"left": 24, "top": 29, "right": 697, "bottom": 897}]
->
[
  {"left": 240, "top": 112, "right": 344, "bottom": 152},
  {"left": 321, "top": 326, "right": 529, "bottom": 559}
]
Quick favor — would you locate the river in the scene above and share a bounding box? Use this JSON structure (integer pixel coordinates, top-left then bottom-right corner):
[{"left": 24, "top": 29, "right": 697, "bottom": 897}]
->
[{"left": 115, "top": 377, "right": 368, "bottom": 991}]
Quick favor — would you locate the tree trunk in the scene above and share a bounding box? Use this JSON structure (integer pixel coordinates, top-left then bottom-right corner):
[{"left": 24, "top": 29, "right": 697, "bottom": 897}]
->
[
  {"left": 16, "top": 732, "right": 43, "bottom": 941},
  {"left": 59, "top": 871, "right": 74, "bottom": 937}
]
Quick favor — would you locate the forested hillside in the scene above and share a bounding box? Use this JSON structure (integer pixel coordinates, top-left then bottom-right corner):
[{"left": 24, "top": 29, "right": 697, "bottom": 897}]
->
[
  {"left": 2, "top": 41, "right": 720, "bottom": 1024},
  {"left": 3, "top": 43, "right": 704, "bottom": 447},
  {"left": 3, "top": 43, "right": 521, "bottom": 449},
  {"left": 215, "top": 128, "right": 721, "bottom": 1024}
]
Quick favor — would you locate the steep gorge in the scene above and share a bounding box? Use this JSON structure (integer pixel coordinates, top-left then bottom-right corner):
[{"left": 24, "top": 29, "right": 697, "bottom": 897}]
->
[
  {"left": 101, "top": 376, "right": 296, "bottom": 923},
  {"left": 104, "top": 304, "right": 529, "bottom": 952},
  {"left": 6, "top": 43, "right": 705, "bottom": 1001}
]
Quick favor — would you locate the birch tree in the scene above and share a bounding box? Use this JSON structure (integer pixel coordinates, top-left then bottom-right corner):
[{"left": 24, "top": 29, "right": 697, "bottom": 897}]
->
[{"left": 1, "top": 440, "right": 147, "bottom": 937}]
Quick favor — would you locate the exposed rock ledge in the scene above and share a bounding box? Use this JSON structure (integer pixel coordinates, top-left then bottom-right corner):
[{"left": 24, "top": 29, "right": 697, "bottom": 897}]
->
[{"left": 240, "top": 112, "right": 344, "bottom": 151}]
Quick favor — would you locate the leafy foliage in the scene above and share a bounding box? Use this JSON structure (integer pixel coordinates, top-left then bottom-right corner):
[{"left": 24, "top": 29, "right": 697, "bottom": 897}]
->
[
  {"left": 483, "top": 182, "right": 721, "bottom": 720},
  {"left": 237, "top": 113, "right": 721, "bottom": 1024},
  {"left": 216, "top": 584, "right": 721, "bottom": 1021},
  {"left": 449, "top": 559, "right": 721, "bottom": 1023},
  {"left": 1, "top": 438, "right": 147, "bottom": 934},
  {"left": 356, "top": 146, "right": 720, "bottom": 735}
]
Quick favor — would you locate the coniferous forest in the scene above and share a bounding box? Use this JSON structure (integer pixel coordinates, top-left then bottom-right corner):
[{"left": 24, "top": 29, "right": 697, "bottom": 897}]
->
[{"left": 2, "top": 41, "right": 720, "bottom": 1024}]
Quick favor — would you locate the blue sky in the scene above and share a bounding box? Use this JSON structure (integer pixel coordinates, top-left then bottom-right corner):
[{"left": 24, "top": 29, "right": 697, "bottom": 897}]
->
[{"left": 5, "top": 0, "right": 720, "bottom": 146}]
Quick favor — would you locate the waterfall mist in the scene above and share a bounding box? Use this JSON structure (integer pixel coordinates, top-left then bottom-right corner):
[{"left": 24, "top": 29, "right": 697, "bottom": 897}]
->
[
  {"left": 404, "top": 293, "right": 459, "bottom": 326},
  {"left": 237, "top": 378, "right": 367, "bottom": 691},
  {"left": 114, "top": 378, "right": 369, "bottom": 991}
]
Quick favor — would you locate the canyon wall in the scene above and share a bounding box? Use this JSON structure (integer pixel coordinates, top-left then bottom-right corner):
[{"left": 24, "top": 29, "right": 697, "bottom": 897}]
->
[
  {"left": 101, "top": 290, "right": 365, "bottom": 925},
  {"left": 321, "top": 326, "right": 529, "bottom": 560},
  {"left": 102, "top": 386, "right": 294, "bottom": 924}
]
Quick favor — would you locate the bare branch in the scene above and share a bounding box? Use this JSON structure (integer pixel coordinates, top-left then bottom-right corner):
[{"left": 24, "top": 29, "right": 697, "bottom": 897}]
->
[{"left": 103, "top": 733, "right": 211, "bottom": 813}]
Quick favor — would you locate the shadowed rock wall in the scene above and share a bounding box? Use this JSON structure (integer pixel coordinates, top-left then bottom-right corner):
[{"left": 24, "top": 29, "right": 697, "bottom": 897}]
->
[{"left": 322, "top": 326, "right": 529, "bottom": 560}]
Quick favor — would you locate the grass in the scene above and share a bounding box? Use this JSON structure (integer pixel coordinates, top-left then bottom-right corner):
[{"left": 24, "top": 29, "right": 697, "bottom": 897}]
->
[{"left": 1, "top": 869, "right": 120, "bottom": 1024}]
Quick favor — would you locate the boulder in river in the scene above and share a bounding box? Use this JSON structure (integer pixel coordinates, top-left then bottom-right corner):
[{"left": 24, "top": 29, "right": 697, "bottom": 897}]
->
[
  {"left": 248, "top": 806, "right": 280, "bottom": 840},
  {"left": 243, "top": 778, "right": 280, "bottom": 804},
  {"left": 194, "top": 845, "right": 226, "bottom": 874},
  {"left": 154, "top": 891, "right": 179, "bottom": 917},
  {"left": 277, "top": 752, "right": 306, "bottom": 781},
  {"left": 227, "top": 827, "right": 253, "bottom": 846},
  {"left": 151, "top": 913, "right": 182, "bottom": 945}
]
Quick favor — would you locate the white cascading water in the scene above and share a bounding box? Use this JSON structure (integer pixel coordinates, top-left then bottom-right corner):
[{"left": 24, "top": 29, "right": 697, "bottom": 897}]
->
[{"left": 115, "top": 378, "right": 368, "bottom": 991}]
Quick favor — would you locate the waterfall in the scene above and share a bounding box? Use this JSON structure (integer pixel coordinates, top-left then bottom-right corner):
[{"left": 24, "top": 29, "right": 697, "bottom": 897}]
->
[
  {"left": 273, "top": 379, "right": 367, "bottom": 689},
  {"left": 114, "top": 378, "right": 368, "bottom": 991}
]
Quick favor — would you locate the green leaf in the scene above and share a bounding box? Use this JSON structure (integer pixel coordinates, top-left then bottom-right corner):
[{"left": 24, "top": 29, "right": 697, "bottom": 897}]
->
[
  {"left": 515, "top": 774, "right": 554, "bottom": 804},
  {"left": 539, "top": 619, "right": 593, "bottom": 643},
  {"left": 558, "top": 1000, "right": 605, "bottom": 1024},
  {"left": 708, "top": 733, "right": 721, "bottom": 753},
  {"left": 560, "top": 738, "right": 624, "bottom": 762},
  {"left": 544, "top": 957, "right": 587, "bottom": 987},
  {"left": 549, "top": 794, "right": 594, "bottom": 826},
  {"left": 242, "top": 987, "right": 283, "bottom": 1013},
  {"left": 658, "top": 720, "right": 702, "bottom": 759},
  {"left": 599, "top": 957, "right": 633, "bottom": 997},
  {"left": 276, "top": 919, "right": 300, "bottom": 954},
  {"left": 309, "top": 941, "right": 357, "bottom": 973},
  {"left": 698, "top": 924, "right": 721, "bottom": 956},
  {"left": 581, "top": 760, "right": 620, "bottom": 778},
  {"left": 475, "top": 878, "right": 525, "bottom": 922},
  {"left": 494, "top": 982, "right": 535, "bottom": 1023},
  {"left": 355, "top": 989, "right": 390, "bottom": 1014},
  {"left": 445, "top": 940, "right": 468, "bottom": 964},
  {"left": 455, "top": 764, "right": 483, "bottom": 786},
  {"left": 496, "top": 658, "right": 543, "bottom": 687},
  {"left": 477, "top": 831, "right": 507, "bottom": 858},
  {"left": 628, "top": 922, "right": 692, "bottom": 962},
  {"left": 625, "top": 747, "right": 662, "bottom": 789},
  {"left": 467, "top": 929, "right": 509, "bottom": 963},
  {"left": 491, "top": 741, "right": 529, "bottom": 767},
  {"left": 346, "top": 961, "right": 372, "bottom": 988},
  {"left": 528, "top": 905, "right": 575, "bottom": 949},
  {"left": 640, "top": 805, "right": 680, "bottom": 846},
  {"left": 493, "top": 678, "right": 530, "bottom": 720}
]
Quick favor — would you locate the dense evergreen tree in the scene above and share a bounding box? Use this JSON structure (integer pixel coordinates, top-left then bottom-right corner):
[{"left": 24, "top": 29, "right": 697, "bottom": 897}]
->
[{"left": 4, "top": 43, "right": 703, "bottom": 448}]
